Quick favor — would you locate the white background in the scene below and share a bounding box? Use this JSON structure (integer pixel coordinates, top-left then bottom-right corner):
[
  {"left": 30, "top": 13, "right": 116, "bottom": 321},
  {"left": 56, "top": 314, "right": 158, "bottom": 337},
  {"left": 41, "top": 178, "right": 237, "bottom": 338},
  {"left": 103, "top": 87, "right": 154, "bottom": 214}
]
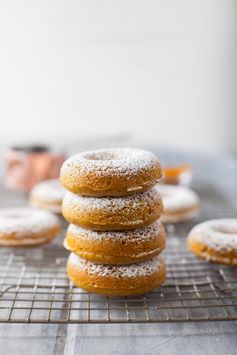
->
[{"left": 0, "top": 0, "right": 236, "bottom": 152}]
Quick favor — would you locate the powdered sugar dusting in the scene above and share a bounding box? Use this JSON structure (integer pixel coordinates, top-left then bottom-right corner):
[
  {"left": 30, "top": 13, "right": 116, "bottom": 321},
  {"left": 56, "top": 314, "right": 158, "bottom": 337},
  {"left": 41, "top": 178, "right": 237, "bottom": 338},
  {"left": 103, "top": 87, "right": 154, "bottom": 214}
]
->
[
  {"left": 61, "top": 148, "right": 160, "bottom": 178},
  {"left": 0, "top": 208, "right": 60, "bottom": 238},
  {"left": 68, "top": 220, "right": 164, "bottom": 242},
  {"left": 30, "top": 179, "right": 65, "bottom": 202},
  {"left": 69, "top": 253, "right": 161, "bottom": 278},
  {"left": 155, "top": 184, "right": 199, "bottom": 211},
  {"left": 188, "top": 219, "right": 237, "bottom": 251},
  {"left": 63, "top": 188, "right": 161, "bottom": 212}
]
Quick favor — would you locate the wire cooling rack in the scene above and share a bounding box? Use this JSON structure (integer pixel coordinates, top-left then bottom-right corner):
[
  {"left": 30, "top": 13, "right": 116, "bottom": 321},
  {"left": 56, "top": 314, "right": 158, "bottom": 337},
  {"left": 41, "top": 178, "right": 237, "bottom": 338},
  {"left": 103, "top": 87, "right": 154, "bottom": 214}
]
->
[{"left": 0, "top": 183, "right": 236, "bottom": 324}]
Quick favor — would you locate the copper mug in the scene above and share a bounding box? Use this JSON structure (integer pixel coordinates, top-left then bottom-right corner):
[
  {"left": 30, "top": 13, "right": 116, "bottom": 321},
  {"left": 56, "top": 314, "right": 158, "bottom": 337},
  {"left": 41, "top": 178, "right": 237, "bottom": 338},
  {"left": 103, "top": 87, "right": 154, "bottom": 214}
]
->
[{"left": 5, "top": 145, "right": 65, "bottom": 190}]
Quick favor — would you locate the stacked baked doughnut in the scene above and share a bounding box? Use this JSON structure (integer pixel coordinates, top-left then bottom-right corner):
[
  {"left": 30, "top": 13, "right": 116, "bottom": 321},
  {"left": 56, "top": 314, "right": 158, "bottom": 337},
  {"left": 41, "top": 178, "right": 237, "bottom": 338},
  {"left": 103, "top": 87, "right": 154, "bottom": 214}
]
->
[{"left": 60, "top": 148, "right": 166, "bottom": 296}]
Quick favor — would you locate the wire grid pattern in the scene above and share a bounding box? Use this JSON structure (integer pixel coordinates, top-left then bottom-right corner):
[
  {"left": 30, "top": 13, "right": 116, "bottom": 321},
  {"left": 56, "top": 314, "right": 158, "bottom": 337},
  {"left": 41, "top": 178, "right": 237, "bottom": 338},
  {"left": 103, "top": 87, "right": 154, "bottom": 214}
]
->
[{"left": 0, "top": 183, "right": 236, "bottom": 324}]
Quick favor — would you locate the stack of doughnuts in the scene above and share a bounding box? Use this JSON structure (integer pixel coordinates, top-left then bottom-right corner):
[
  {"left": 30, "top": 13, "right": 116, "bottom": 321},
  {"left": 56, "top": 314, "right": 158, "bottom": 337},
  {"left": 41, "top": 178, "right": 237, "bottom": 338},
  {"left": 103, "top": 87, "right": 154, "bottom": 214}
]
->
[{"left": 60, "top": 148, "right": 166, "bottom": 296}]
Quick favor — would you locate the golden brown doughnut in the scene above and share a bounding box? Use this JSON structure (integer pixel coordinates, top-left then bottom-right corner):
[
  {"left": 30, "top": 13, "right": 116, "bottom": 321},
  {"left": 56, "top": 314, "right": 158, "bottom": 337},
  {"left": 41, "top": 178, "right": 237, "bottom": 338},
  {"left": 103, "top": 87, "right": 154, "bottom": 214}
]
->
[
  {"left": 188, "top": 219, "right": 237, "bottom": 265},
  {"left": 60, "top": 148, "right": 162, "bottom": 197},
  {"left": 155, "top": 184, "right": 200, "bottom": 223},
  {"left": 0, "top": 208, "right": 60, "bottom": 246},
  {"left": 64, "top": 221, "right": 166, "bottom": 264},
  {"left": 67, "top": 253, "right": 166, "bottom": 296},
  {"left": 30, "top": 179, "right": 65, "bottom": 214},
  {"left": 62, "top": 188, "right": 163, "bottom": 231}
]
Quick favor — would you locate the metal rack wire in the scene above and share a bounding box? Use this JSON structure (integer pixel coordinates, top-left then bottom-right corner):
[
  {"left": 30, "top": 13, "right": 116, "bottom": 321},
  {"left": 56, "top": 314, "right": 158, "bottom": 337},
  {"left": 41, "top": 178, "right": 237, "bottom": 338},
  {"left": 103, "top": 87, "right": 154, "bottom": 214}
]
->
[{"left": 0, "top": 183, "right": 236, "bottom": 324}]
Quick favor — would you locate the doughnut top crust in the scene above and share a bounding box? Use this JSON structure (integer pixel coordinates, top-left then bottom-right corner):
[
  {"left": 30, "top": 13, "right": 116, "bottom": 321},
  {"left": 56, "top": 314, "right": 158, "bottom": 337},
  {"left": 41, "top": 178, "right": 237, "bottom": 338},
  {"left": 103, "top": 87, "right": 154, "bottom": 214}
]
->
[
  {"left": 67, "top": 220, "right": 164, "bottom": 243},
  {"left": 188, "top": 219, "right": 237, "bottom": 251},
  {"left": 60, "top": 148, "right": 162, "bottom": 196},
  {"left": 155, "top": 184, "right": 199, "bottom": 211},
  {"left": 0, "top": 208, "right": 60, "bottom": 237},
  {"left": 30, "top": 179, "right": 65, "bottom": 202},
  {"left": 69, "top": 253, "right": 162, "bottom": 278},
  {"left": 62, "top": 148, "right": 159, "bottom": 177}
]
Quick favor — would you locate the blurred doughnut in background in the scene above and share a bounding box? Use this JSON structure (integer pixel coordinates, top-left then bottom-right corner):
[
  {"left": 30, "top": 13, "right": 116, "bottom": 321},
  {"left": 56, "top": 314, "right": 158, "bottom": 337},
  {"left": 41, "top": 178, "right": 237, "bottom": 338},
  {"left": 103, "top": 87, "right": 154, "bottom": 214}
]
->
[
  {"left": 156, "top": 184, "right": 200, "bottom": 224},
  {"left": 30, "top": 179, "right": 66, "bottom": 214}
]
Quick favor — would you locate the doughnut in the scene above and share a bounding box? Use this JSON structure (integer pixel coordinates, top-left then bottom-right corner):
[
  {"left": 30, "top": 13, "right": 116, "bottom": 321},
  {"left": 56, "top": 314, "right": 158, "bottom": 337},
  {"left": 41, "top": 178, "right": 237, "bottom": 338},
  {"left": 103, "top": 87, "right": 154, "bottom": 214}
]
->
[
  {"left": 0, "top": 208, "right": 60, "bottom": 246},
  {"left": 67, "top": 253, "right": 166, "bottom": 296},
  {"left": 188, "top": 219, "right": 237, "bottom": 265},
  {"left": 62, "top": 188, "right": 163, "bottom": 231},
  {"left": 30, "top": 179, "right": 65, "bottom": 214},
  {"left": 60, "top": 148, "right": 162, "bottom": 197},
  {"left": 155, "top": 184, "right": 199, "bottom": 223},
  {"left": 64, "top": 221, "right": 166, "bottom": 265}
]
